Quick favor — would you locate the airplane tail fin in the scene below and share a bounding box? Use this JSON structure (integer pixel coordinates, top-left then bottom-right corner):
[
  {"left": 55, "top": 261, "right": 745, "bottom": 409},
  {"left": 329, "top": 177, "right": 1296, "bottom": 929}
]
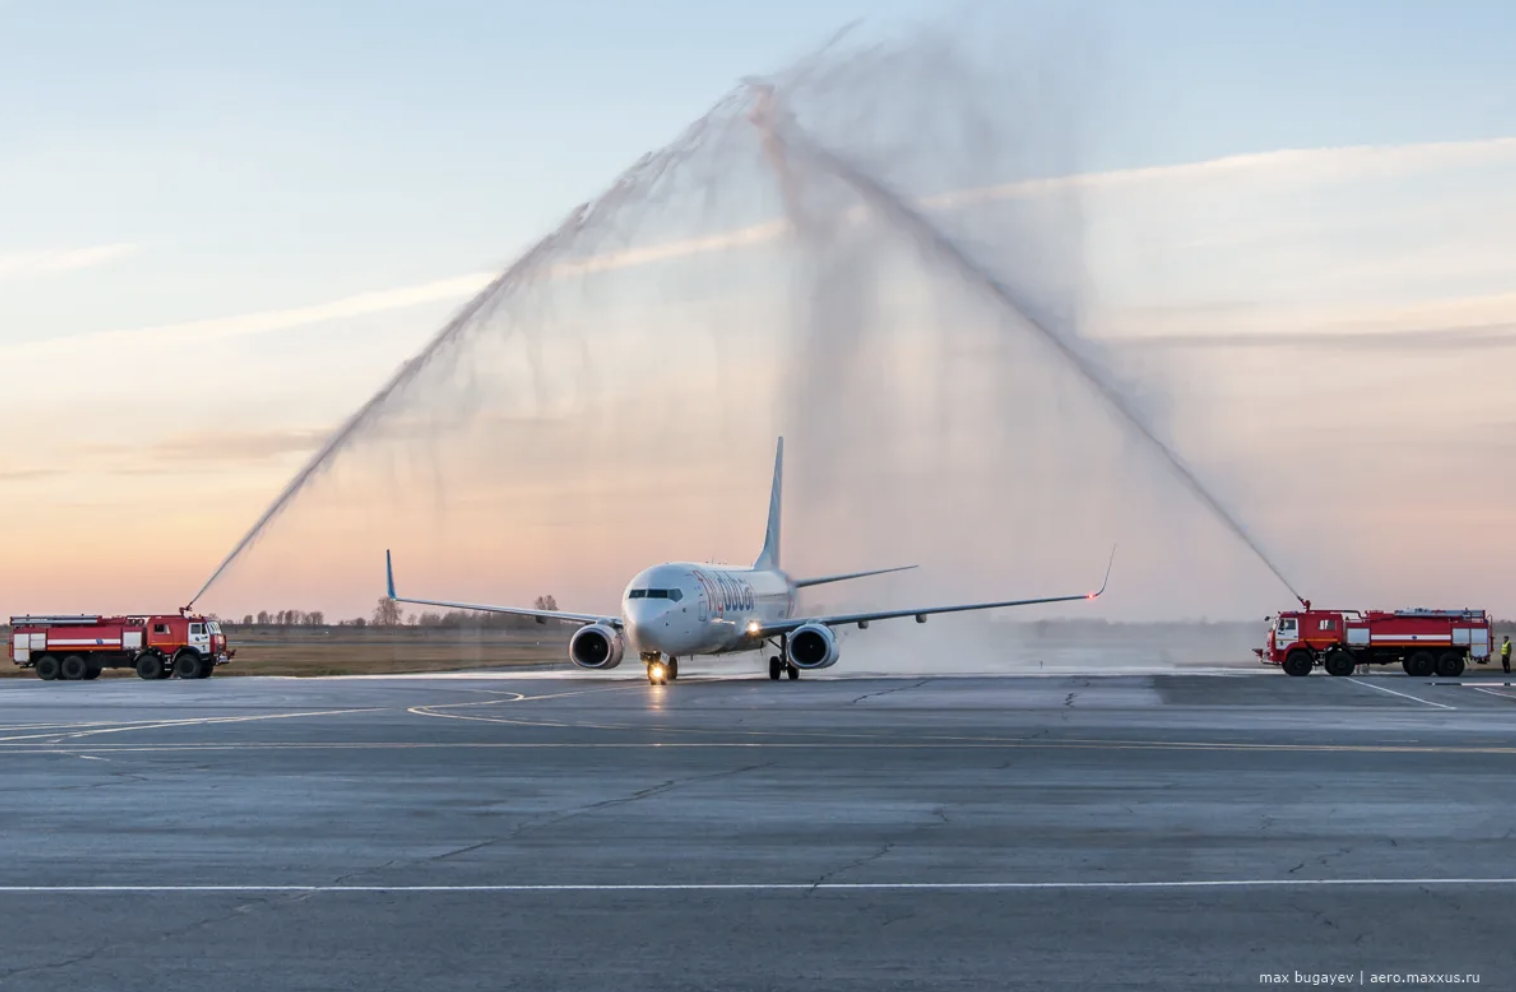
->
[
  {"left": 386, "top": 550, "right": 397, "bottom": 599},
  {"left": 753, "top": 437, "right": 783, "bottom": 571}
]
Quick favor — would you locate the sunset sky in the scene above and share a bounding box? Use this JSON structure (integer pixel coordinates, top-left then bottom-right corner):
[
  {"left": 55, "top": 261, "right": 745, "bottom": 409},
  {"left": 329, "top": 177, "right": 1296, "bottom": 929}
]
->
[{"left": 3, "top": 0, "right": 1515, "bottom": 624}]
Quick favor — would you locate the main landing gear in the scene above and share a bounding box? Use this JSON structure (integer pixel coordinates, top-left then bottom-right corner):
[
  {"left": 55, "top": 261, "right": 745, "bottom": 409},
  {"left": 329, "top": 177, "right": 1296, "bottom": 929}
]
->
[
  {"left": 768, "top": 655, "right": 798, "bottom": 681},
  {"left": 647, "top": 656, "right": 678, "bottom": 685}
]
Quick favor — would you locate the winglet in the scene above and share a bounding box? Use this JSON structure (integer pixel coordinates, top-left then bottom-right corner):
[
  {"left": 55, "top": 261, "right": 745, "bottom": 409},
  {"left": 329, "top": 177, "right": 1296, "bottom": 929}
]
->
[
  {"left": 1088, "top": 545, "right": 1117, "bottom": 600},
  {"left": 386, "top": 549, "right": 397, "bottom": 600}
]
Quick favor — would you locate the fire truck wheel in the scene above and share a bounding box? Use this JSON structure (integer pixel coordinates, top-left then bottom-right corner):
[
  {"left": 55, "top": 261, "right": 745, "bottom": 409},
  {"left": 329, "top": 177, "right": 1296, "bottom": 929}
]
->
[
  {"left": 173, "top": 653, "right": 202, "bottom": 679},
  {"left": 1324, "top": 650, "right": 1355, "bottom": 677},
  {"left": 34, "top": 655, "right": 60, "bottom": 681},
  {"left": 1435, "top": 652, "right": 1466, "bottom": 678},
  {"left": 135, "top": 654, "right": 164, "bottom": 680},
  {"left": 60, "top": 655, "right": 89, "bottom": 681},
  {"left": 1407, "top": 651, "right": 1435, "bottom": 678},
  {"left": 1283, "top": 650, "right": 1314, "bottom": 677}
]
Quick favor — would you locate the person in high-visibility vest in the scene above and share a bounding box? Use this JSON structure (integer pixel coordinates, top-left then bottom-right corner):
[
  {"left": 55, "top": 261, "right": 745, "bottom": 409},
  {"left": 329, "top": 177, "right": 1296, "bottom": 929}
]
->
[{"left": 1503, "top": 636, "right": 1512, "bottom": 675}]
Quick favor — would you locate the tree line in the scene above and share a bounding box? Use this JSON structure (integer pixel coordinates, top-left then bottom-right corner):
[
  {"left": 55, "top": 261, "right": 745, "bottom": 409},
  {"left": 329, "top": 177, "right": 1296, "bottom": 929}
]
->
[
  {"left": 235, "top": 610, "right": 327, "bottom": 626},
  {"left": 226, "top": 596, "right": 560, "bottom": 629}
]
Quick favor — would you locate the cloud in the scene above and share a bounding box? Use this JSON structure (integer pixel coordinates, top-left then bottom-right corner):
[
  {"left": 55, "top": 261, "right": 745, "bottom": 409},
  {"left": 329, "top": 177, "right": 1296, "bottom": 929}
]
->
[
  {"left": 8, "top": 132, "right": 1514, "bottom": 360},
  {"left": 0, "top": 468, "right": 67, "bottom": 484},
  {"left": 1084, "top": 291, "right": 1516, "bottom": 345},
  {"left": 0, "top": 274, "right": 497, "bottom": 359},
  {"left": 145, "top": 428, "right": 331, "bottom": 462},
  {"left": 922, "top": 135, "right": 1516, "bottom": 208},
  {"left": 85, "top": 428, "right": 330, "bottom": 467},
  {"left": 1111, "top": 320, "right": 1516, "bottom": 352},
  {"left": 0, "top": 429, "right": 334, "bottom": 484},
  {"left": 0, "top": 243, "right": 142, "bottom": 283}
]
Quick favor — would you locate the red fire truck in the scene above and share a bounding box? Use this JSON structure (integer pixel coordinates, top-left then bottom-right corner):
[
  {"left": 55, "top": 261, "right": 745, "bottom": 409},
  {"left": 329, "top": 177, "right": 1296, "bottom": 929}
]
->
[
  {"left": 1256, "top": 601, "right": 1492, "bottom": 678},
  {"left": 8, "top": 612, "right": 234, "bottom": 681}
]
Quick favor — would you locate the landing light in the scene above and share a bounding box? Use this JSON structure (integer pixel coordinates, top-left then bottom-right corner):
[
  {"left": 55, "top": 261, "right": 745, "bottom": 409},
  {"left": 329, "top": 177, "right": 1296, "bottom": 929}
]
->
[{"left": 747, "top": 620, "right": 761, "bottom": 635}]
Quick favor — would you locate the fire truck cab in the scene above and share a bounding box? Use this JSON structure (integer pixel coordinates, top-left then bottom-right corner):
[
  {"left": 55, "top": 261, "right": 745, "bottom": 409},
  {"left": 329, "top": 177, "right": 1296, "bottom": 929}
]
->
[{"left": 1257, "top": 602, "right": 1491, "bottom": 678}]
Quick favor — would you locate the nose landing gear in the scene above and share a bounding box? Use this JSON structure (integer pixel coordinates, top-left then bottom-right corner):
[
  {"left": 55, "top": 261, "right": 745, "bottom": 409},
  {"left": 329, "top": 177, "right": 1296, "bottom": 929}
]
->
[{"left": 647, "top": 656, "right": 679, "bottom": 685}]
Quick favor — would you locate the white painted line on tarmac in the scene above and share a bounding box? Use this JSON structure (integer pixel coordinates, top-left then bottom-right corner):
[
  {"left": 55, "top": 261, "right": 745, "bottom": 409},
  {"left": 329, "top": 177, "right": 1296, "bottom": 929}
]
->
[
  {"left": 1345, "top": 678, "right": 1456, "bottom": 710},
  {"left": 1, "top": 878, "right": 1515, "bottom": 894},
  {"left": 144, "top": 667, "right": 1272, "bottom": 682},
  {"left": 0, "top": 707, "right": 390, "bottom": 743}
]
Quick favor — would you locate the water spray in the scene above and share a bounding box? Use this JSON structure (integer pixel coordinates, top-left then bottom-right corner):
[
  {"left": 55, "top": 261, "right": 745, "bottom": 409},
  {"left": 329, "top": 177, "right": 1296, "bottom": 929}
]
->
[
  {"left": 185, "top": 83, "right": 758, "bottom": 609},
  {"left": 746, "top": 84, "right": 1307, "bottom": 606},
  {"left": 184, "top": 26, "right": 1309, "bottom": 616},
  {"left": 183, "top": 206, "right": 591, "bottom": 610}
]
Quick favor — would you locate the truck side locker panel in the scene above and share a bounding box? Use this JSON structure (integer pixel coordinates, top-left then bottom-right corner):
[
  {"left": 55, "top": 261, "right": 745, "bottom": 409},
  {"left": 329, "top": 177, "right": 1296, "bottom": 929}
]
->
[
  {"left": 12, "top": 633, "right": 28, "bottom": 663},
  {"left": 123, "top": 630, "right": 143, "bottom": 651},
  {"left": 1346, "top": 625, "right": 1370, "bottom": 646}
]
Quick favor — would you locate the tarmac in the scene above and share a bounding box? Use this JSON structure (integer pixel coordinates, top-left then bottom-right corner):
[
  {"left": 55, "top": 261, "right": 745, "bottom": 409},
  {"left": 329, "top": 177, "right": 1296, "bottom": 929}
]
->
[{"left": 3, "top": 664, "right": 1516, "bottom": 990}]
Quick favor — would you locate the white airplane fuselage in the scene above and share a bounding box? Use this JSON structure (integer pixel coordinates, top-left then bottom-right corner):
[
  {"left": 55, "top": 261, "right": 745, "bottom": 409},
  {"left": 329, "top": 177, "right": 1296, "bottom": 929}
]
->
[{"left": 621, "top": 563, "right": 795, "bottom": 658}]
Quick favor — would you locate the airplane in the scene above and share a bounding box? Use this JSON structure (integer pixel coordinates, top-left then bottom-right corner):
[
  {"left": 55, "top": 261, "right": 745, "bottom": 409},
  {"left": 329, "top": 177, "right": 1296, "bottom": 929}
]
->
[{"left": 384, "top": 437, "right": 1113, "bottom": 685}]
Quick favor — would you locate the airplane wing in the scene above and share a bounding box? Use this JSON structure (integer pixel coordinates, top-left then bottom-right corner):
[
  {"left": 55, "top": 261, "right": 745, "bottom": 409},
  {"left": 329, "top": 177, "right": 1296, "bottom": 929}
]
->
[
  {"left": 384, "top": 551, "right": 621, "bottom": 628},
  {"left": 755, "top": 548, "right": 1114, "bottom": 638}
]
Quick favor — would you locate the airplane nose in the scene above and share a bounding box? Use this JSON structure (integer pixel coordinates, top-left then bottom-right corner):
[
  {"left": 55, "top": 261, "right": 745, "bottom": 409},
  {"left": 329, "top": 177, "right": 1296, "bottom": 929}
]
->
[
  {"left": 624, "top": 601, "right": 677, "bottom": 654},
  {"left": 623, "top": 602, "right": 658, "bottom": 651},
  {"left": 624, "top": 617, "right": 645, "bottom": 652}
]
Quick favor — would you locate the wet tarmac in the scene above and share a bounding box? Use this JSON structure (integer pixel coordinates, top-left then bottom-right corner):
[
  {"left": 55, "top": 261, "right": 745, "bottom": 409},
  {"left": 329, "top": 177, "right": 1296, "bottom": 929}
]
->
[{"left": 2, "top": 667, "right": 1514, "bottom": 990}]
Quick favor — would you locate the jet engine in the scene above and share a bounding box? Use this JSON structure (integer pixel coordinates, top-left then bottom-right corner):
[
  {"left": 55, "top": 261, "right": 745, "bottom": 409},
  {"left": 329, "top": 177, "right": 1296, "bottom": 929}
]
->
[
  {"left": 786, "top": 623, "right": 839, "bottom": 670},
  {"left": 570, "top": 623, "right": 625, "bottom": 670}
]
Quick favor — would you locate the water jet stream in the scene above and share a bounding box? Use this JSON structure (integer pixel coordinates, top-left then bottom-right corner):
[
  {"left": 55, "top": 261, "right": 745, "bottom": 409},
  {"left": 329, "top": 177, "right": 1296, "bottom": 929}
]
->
[
  {"left": 184, "top": 208, "right": 591, "bottom": 609},
  {"left": 749, "top": 89, "right": 1305, "bottom": 605}
]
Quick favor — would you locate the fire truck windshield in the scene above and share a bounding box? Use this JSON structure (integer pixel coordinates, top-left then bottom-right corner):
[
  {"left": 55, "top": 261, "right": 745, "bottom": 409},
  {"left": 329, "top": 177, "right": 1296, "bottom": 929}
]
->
[
  {"left": 207, "top": 621, "right": 221, "bottom": 635},
  {"left": 1276, "top": 617, "right": 1298, "bottom": 635}
]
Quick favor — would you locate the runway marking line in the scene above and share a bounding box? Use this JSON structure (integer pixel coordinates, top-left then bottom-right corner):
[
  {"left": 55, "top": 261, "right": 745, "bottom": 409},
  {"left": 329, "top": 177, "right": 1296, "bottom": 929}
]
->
[
  {"left": 2, "top": 878, "right": 1516, "bottom": 894},
  {"left": 0, "top": 707, "right": 390, "bottom": 743},
  {"left": 403, "top": 691, "right": 1497, "bottom": 752},
  {"left": 5, "top": 739, "right": 1516, "bottom": 755},
  {"left": 1344, "top": 678, "right": 1455, "bottom": 710}
]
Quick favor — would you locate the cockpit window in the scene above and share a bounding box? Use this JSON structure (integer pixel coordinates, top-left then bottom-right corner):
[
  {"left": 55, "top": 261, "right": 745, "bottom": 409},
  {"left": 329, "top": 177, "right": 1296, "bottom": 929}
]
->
[{"left": 629, "top": 589, "right": 683, "bottom": 602}]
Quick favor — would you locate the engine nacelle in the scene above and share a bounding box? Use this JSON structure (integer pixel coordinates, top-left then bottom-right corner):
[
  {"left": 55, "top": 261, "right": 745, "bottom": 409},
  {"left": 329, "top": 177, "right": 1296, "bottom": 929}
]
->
[
  {"left": 786, "top": 623, "right": 839, "bottom": 670},
  {"left": 570, "top": 623, "right": 625, "bottom": 670}
]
